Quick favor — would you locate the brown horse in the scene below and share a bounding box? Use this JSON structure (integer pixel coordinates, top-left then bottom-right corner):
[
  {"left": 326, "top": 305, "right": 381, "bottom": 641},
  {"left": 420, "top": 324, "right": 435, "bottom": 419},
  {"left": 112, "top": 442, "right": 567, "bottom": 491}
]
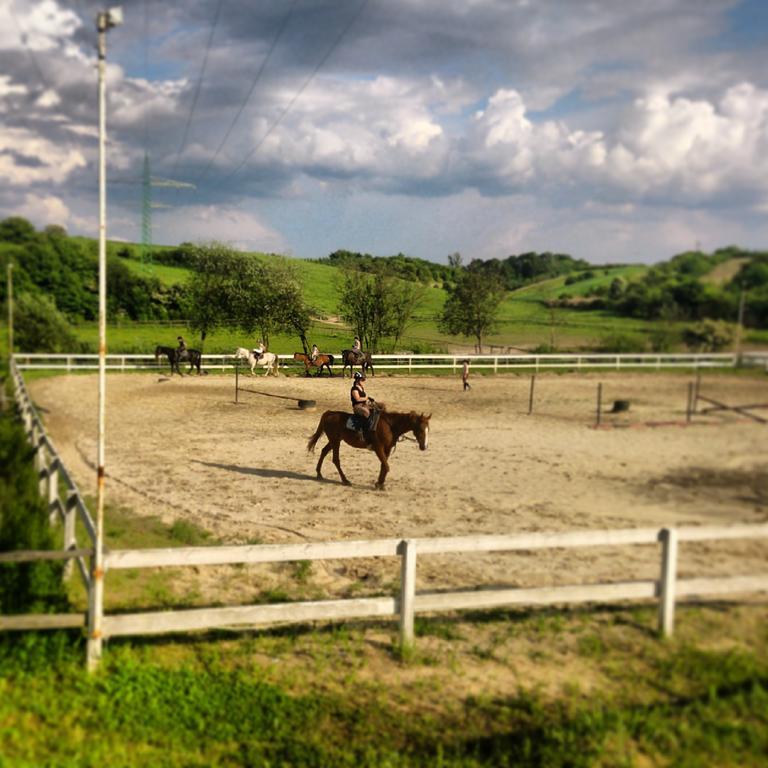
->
[
  {"left": 307, "top": 407, "right": 431, "bottom": 489},
  {"left": 341, "top": 349, "right": 374, "bottom": 378},
  {"left": 294, "top": 351, "right": 334, "bottom": 377}
]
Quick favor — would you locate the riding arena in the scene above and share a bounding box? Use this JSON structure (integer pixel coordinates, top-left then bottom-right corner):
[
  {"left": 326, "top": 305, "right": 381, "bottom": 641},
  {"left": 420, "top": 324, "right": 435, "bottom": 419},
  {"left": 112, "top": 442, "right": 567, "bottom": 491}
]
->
[{"left": 24, "top": 366, "right": 768, "bottom": 612}]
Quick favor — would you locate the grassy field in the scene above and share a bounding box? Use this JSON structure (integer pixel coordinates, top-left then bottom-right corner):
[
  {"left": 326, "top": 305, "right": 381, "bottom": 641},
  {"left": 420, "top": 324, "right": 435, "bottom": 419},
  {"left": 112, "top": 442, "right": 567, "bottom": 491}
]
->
[
  {"left": 1, "top": 503, "right": 766, "bottom": 767},
  {"left": 6, "top": 243, "right": 768, "bottom": 354}
]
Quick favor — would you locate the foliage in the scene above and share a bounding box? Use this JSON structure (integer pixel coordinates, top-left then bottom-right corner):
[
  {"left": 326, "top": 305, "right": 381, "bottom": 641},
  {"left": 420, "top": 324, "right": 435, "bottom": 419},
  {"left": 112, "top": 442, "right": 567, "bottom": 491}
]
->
[
  {"left": 184, "top": 243, "right": 312, "bottom": 351},
  {"left": 0, "top": 412, "right": 68, "bottom": 613},
  {"left": 682, "top": 320, "right": 737, "bottom": 352},
  {"left": 439, "top": 264, "right": 506, "bottom": 351},
  {"left": 13, "top": 292, "right": 88, "bottom": 353},
  {"left": 320, "top": 248, "right": 452, "bottom": 285},
  {"left": 337, "top": 265, "right": 424, "bottom": 352},
  {"left": 0, "top": 217, "right": 185, "bottom": 323},
  {"left": 466, "top": 251, "right": 591, "bottom": 291},
  {"left": 591, "top": 248, "right": 768, "bottom": 329}
]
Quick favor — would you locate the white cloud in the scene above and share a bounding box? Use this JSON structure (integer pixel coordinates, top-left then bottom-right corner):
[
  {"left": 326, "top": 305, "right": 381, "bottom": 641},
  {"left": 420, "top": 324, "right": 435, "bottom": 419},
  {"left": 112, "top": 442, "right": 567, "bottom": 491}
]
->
[
  {"left": 13, "top": 191, "right": 71, "bottom": 227},
  {"left": 0, "top": 127, "right": 86, "bottom": 184},
  {"left": 251, "top": 76, "right": 449, "bottom": 182},
  {"left": 152, "top": 204, "right": 286, "bottom": 253},
  {"left": 462, "top": 82, "right": 768, "bottom": 206}
]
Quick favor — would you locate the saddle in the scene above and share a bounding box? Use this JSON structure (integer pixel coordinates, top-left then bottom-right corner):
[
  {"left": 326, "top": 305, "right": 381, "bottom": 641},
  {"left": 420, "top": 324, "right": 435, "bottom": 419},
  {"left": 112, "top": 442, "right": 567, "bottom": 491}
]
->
[{"left": 346, "top": 407, "right": 381, "bottom": 439}]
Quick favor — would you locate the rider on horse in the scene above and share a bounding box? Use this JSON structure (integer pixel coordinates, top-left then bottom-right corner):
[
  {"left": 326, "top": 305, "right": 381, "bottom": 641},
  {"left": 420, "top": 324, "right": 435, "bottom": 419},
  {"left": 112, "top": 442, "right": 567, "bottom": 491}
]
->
[
  {"left": 252, "top": 341, "right": 265, "bottom": 361},
  {"left": 311, "top": 343, "right": 320, "bottom": 362},
  {"left": 176, "top": 336, "right": 188, "bottom": 362},
  {"left": 352, "top": 336, "right": 363, "bottom": 363},
  {"left": 351, "top": 371, "right": 377, "bottom": 438}
]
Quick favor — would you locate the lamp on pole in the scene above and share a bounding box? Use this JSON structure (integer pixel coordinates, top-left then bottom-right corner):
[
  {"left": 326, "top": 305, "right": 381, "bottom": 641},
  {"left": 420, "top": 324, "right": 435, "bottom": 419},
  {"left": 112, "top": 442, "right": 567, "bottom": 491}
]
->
[
  {"left": 88, "top": 5, "right": 123, "bottom": 672},
  {"left": 6, "top": 262, "right": 12, "bottom": 362}
]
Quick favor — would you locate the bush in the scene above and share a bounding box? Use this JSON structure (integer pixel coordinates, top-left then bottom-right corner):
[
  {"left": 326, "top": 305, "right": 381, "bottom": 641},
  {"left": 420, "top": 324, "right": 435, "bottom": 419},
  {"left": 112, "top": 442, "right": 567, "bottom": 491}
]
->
[
  {"left": 649, "top": 326, "right": 680, "bottom": 352},
  {"left": 682, "top": 320, "right": 736, "bottom": 352},
  {"left": 13, "top": 292, "right": 87, "bottom": 353},
  {"left": 596, "top": 333, "right": 647, "bottom": 353},
  {"left": 0, "top": 412, "right": 68, "bottom": 613}
]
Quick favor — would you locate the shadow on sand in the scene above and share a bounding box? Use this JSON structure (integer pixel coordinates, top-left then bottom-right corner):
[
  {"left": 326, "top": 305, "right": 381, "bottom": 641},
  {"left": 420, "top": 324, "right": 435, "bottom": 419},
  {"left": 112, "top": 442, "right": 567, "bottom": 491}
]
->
[{"left": 192, "top": 459, "right": 315, "bottom": 483}]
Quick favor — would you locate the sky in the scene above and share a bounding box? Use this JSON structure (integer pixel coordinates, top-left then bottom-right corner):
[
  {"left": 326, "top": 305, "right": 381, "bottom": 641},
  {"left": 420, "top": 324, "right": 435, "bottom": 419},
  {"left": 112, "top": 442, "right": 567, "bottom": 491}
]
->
[{"left": 1, "top": 0, "right": 767, "bottom": 266}]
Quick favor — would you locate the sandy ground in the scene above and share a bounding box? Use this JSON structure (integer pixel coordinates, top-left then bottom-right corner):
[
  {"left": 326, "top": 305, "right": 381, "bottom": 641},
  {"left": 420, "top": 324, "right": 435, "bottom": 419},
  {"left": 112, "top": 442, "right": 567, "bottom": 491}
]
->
[{"left": 29, "top": 370, "right": 768, "bottom": 600}]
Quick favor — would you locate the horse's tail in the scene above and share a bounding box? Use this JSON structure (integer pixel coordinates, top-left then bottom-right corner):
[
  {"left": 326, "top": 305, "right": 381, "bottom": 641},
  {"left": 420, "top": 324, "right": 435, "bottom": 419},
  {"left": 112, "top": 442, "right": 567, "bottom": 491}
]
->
[{"left": 307, "top": 414, "right": 326, "bottom": 453}]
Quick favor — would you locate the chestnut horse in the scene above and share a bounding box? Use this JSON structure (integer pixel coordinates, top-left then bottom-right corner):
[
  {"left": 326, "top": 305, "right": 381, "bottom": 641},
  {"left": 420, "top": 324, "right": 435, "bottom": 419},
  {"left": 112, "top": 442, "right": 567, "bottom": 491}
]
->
[
  {"left": 294, "top": 351, "right": 334, "bottom": 377},
  {"left": 307, "top": 407, "right": 430, "bottom": 489}
]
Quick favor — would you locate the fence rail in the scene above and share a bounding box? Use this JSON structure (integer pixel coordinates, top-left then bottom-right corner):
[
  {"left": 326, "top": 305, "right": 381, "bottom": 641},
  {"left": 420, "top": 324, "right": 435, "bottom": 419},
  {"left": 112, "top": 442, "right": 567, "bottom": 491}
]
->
[
  {"left": 4, "top": 359, "right": 768, "bottom": 668},
  {"left": 13, "top": 351, "right": 760, "bottom": 373}
]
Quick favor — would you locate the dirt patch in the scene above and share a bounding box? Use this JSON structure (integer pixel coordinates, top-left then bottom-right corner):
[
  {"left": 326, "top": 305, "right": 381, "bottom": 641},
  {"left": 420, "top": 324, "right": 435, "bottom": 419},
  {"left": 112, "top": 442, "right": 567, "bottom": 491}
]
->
[{"left": 28, "top": 371, "right": 768, "bottom": 600}]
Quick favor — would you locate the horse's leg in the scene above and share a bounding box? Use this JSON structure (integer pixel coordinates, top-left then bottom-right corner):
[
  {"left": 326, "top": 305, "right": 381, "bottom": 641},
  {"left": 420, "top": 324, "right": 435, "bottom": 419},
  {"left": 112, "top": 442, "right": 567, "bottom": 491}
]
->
[
  {"left": 374, "top": 443, "right": 390, "bottom": 490},
  {"left": 315, "top": 441, "right": 332, "bottom": 480},
  {"left": 331, "top": 442, "right": 351, "bottom": 486}
]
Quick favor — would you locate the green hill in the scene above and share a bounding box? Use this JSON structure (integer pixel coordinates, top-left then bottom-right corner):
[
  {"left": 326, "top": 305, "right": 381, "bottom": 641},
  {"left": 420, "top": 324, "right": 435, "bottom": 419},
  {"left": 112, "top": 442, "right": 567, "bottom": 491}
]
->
[{"left": 2, "top": 216, "right": 767, "bottom": 354}]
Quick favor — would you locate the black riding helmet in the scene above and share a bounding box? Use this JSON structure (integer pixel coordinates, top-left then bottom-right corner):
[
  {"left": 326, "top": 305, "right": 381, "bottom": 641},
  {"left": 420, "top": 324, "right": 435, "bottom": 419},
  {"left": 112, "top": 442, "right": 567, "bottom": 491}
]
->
[{"left": 353, "top": 371, "right": 366, "bottom": 381}]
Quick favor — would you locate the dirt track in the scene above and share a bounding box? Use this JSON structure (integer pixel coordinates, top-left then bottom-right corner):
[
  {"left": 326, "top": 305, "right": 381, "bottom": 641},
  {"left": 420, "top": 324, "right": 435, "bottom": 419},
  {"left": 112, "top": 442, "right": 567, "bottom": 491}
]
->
[{"left": 29, "top": 370, "right": 768, "bottom": 599}]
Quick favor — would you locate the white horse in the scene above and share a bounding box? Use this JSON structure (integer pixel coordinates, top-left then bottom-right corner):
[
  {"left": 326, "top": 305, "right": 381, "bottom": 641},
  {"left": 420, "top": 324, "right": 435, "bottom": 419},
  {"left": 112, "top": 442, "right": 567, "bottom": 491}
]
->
[{"left": 234, "top": 347, "right": 279, "bottom": 376}]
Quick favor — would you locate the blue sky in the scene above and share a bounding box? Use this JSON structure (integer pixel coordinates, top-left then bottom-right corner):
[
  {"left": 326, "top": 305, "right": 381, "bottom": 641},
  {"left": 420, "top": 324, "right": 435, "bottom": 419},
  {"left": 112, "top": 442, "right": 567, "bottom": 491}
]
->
[{"left": 1, "top": 0, "right": 767, "bottom": 265}]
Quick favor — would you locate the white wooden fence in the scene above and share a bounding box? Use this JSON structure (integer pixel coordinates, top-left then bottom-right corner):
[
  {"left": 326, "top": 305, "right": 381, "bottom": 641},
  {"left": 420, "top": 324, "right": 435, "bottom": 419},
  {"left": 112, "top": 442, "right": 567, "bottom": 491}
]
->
[
  {"left": 3, "top": 358, "right": 768, "bottom": 668},
  {"left": 13, "top": 351, "right": 762, "bottom": 373}
]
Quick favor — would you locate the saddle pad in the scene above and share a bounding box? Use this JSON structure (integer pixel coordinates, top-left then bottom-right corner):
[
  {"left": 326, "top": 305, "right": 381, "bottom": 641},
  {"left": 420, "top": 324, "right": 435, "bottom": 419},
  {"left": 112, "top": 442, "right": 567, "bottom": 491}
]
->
[{"left": 345, "top": 416, "right": 358, "bottom": 431}]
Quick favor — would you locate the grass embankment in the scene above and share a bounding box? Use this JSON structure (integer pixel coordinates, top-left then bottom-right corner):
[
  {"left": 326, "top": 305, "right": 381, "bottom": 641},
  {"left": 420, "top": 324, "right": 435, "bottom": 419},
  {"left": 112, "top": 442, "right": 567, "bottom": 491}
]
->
[{"left": 1, "top": 601, "right": 766, "bottom": 766}]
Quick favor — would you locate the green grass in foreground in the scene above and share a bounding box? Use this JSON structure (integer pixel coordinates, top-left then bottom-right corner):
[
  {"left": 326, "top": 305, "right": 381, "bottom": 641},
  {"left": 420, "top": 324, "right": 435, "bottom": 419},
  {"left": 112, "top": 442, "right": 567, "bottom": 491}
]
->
[{"left": 0, "top": 604, "right": 766, "bottom": 767}]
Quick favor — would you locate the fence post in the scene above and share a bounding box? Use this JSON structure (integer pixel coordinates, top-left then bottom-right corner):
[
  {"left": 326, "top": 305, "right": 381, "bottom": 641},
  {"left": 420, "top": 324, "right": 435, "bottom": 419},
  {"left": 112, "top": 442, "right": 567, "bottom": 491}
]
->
[
  {"left": 686, "top": 382, "right": 693, "bottom": 424},
  {"left": 658, "top": 528, "right": 678, "bottom": 637},
  {"left": 235, "top": 357, "right": 239, "bottom": 404},
  {"left": 48, "top": 457, "right": 60, "bottom": 520},
  {"left": 596, "top": 383, "right": 603, "bottom": 426},
  {"left": 528, "top": 374, "right": 536, "bottom": 415},
  {"left": 399, "top": 539, "right": 417, "bottom": 648},
  {"left": 63, "top": 492, "right": 78, "bottom": 580},
  {"left": 494, "top": 356, "right": 498, "bottom": 374}
]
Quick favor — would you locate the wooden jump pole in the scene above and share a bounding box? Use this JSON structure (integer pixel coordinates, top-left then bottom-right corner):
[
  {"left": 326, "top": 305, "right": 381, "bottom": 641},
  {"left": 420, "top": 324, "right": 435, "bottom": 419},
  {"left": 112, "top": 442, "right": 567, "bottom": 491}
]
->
[
  {"left": 596, "top": 382, "right": 603, "bottom": 426},
  {"left": 235, "top": 357, "right": 239, "bottom": 403},
  {"left": 528, "top": 374, "right": 536, "bottom": 415},
  {"left": 686, "top": 382, "right": 694, "bottom": 423}
]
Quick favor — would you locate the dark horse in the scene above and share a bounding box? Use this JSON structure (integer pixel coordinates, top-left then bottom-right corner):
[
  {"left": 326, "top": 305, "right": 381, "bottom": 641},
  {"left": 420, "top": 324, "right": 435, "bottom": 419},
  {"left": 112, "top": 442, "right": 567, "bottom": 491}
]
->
[
  {"left": 154, "top": 345, "right": 203, "bottom": 376},
  {"left": 341, "top": 349, "right": 374, "bottom": 378},
  {"left": 293, "top": 352, "right": 334, "bottom": 377},
  {"left": 307, "top": 407, "right": 430, "bottom": 489}
]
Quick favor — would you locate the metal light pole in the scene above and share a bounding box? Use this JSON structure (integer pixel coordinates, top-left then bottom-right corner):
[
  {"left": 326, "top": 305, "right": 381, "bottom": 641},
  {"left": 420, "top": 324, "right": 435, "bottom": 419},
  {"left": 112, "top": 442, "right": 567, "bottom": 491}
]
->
[
  {"left": 6, "top": 262, "right": 12, "bottom": 361},
  {"left": 88, "top": 5, "right": 123, "bottom": 672}
]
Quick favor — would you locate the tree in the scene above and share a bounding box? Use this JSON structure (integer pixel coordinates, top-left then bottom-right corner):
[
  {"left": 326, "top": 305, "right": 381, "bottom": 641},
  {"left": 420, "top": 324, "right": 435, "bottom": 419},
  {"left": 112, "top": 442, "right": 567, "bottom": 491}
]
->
[
  {"left": 337, "top": 265, "right": 424, "bottom": 353},
  {"left": 184, "top": 242, "right": 245, "bottom": 349},
  {"left": 0, "top": 216, "right": 36, "bottom": 244},
  {"left": 234, "top": 257, "right": 311, "bottom": 351},
  {"left": 14, "top": 292, "right": 86, "bottom": 352},
  {"left": 438, "top": 265, "right": 506, "bottom": 352}
]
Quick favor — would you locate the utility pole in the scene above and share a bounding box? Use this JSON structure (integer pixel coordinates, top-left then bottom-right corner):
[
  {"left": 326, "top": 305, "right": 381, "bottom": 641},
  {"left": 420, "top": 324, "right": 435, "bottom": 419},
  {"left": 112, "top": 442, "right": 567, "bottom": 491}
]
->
[
  {"left": 88, "top": 5, "right": 123, "bottom": 673},
  {"left": 734, "top": 285, "right": 746, "bottom": 365},
  {"left": 6, "top": 262, "right": 12, "bottom": 362}
]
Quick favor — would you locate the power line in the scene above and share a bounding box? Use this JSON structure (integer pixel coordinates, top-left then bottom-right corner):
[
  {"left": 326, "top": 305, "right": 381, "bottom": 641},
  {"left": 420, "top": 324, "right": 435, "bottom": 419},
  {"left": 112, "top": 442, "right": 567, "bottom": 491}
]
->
[
  {"left": 171, "top": 0, "right": 225, "bottom": 178},
  {"left": 7, "top": 4, "right": 52, "bottom": 93},
  {"left": 194, "top": 0, "right": 300, "bottom": 183},
  {"left": 215, "top": 0, "right": 371, "bottom": 192}
]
